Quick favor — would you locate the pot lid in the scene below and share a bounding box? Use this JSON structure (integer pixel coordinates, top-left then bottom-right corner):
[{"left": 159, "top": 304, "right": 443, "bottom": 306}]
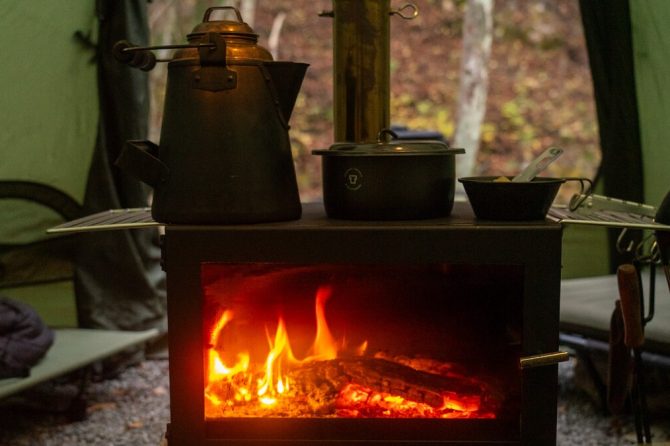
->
[{"left": 312, "top": 129, "right": 465, "bottom": 156}]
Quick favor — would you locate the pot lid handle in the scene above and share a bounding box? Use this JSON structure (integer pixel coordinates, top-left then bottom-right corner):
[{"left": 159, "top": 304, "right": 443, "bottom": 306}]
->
[{"left": 378, "top": 128, "right": 399, "bottom": 143}]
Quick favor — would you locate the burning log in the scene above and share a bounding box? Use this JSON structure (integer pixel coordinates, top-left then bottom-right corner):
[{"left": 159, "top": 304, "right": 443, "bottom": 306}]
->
[
  {"left": 288, "top": 357, "right": 485, "bottom": 411},
  {"left": 205, "top": 355, "right": 497, "bottom": 418}
]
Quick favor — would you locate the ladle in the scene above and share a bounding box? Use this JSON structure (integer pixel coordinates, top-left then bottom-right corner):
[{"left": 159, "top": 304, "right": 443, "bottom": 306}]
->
[{"left": 512, "top": 146, "right": 564, "bottom": 182}]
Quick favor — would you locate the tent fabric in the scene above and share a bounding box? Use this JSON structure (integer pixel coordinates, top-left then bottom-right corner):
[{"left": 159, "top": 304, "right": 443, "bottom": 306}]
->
[
  {"left": 0, "top": 182, "right": 83, "bottom": 246},
  {"left": 72, "top": 0, "right": 166, "bottom": 332},
  {"left": 579, "top": 0, "right": 644, "bottom": 203},
  {"left": 579, "top": 0, "right": 644, "bottom": 272},
  {"left": 0, "top": 1, "right": 98, "bottom": 245},
  {"left": 630, "top": 0, "right": 670, "bottom": 208},
  {"left": 0, "top": 1, "right": 166, "bottom": 335}
]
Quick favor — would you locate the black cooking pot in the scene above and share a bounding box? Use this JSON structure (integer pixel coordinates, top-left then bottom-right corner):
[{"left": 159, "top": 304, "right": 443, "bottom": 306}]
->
[{"left": 312, "top": 130, "right": 465, "bottom": 220}]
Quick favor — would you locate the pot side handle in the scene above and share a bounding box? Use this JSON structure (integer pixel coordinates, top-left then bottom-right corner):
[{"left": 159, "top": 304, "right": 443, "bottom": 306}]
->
[{"left": 115, "top": 140, "right": 169, "bottom": 189}]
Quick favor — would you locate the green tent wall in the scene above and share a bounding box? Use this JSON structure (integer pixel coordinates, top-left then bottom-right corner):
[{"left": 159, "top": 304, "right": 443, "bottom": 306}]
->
[
  {"left": 561, "top": 0, "right": 670, "bottom": 278},
  {"left": 0, "top": 1, "right": 166, "bottom": 334},
  {"left": 0, "top": 2, "right": 98, "bottom": 244},
  {"left": 631, "top": 1, "right": 670, "bottom": 208}
]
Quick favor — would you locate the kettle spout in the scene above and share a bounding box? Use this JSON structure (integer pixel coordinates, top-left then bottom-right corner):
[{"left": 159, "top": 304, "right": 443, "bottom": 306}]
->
[
  {"left": 115, "top": 140, "right": 169, "bottom": 189},
  {"left": 264, "top": 62, "right": 309, "bottom": 122}
]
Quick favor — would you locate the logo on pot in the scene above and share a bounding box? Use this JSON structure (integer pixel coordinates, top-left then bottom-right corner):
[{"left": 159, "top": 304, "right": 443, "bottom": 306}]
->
[{"left": 344, "top": 168, "right": 363, "bottom": 191}]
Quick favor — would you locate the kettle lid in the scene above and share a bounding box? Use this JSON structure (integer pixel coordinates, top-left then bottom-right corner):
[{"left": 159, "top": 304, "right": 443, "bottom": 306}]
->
[
  {"left": 184, "top": 6, "right": 272, "bottom": 61},
  {"left": 189, "top": 6, "right": 257, "bottom": 39}
]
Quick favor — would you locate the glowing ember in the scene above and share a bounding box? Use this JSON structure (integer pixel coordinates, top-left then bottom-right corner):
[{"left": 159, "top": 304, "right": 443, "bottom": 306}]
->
[
  {"left": 204, "top": 285, "right": 499, "bottom": 419},
  {"left": 335, "top": 384, "right": 496, "bottom": 418}
]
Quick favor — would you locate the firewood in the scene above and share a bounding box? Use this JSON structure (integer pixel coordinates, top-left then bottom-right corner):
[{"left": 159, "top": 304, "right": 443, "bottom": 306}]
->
[{"left": 288, "top": 357, "right": 483, "bottom": 409}]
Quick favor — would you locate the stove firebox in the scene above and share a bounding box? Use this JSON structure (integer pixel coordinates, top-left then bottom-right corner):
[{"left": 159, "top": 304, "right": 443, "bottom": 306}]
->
[{"left": 163, "top": 203, "right": 562, "bottom": 445}]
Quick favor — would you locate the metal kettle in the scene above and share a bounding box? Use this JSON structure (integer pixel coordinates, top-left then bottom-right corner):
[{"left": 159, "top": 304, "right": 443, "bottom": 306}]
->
[{"left": 114, "top": 7, "right": 308, "bottom": 224}]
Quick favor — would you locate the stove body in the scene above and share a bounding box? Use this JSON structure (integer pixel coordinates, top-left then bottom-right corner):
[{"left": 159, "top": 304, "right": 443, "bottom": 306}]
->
[{"left": 162, "top": 203, "right": 563, "bottom": 445}]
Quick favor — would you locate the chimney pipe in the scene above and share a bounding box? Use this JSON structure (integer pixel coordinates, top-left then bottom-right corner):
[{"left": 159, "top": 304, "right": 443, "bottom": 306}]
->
[{"left": 332, "top": 0, "right": 391, "bottom": 143}]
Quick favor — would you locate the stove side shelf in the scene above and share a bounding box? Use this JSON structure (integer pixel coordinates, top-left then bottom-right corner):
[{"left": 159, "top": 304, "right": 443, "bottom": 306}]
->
[
  {"left": 46, "top": 208, "right": 161, "bottom": 233},
  {"left": 548, "top": 205, "right": 670, "bottom": 231}
]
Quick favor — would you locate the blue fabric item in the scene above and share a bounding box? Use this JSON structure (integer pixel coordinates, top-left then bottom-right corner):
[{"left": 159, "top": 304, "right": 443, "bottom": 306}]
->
[
  {"left": 0, "top": 296, "right": 54, "bottom": 379},
  {"left": 389, "top": 125, "right": 447, "bottom": 142}
]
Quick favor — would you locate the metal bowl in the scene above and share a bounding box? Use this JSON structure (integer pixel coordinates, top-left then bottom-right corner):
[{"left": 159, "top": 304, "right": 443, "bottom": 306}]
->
[{"left": 459, "top": 176, "right": 565, "bottom": 221}]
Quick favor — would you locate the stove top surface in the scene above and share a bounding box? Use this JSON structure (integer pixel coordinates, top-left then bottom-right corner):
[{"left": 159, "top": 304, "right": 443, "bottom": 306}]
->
[{"left": 46, "top": 201, "right": 562, "bottom": 235}]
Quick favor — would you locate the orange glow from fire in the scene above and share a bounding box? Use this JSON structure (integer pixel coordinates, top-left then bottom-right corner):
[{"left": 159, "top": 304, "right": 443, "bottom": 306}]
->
[
  {"left": 336, "top": 384, "right": 496, "bottom": 419},
  {"left": 204, "top": 285, "right": 497, "bottom": 419}
]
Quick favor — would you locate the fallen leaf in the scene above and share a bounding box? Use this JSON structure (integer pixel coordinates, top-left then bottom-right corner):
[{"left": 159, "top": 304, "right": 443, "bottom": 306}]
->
[
  {"left": 86, "top": 402, "right": 118, "bottom": 414},
  {"left": 127, "top": 419, "right": 144, "bottom": 429}
]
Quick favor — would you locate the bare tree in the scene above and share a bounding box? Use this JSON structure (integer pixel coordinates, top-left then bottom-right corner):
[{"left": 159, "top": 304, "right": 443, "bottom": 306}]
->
[
  {"left": 216, "top": 0, "right": 257, "bottom": 27},
  {"left": 240, "top": 0, "right": 257, "bottom": 28},
  {"left": 268, "top": 11, "right": 287, "bottom": 60},
  {"left": 454, "top": 0, "right": 493, "bottom": 180}
]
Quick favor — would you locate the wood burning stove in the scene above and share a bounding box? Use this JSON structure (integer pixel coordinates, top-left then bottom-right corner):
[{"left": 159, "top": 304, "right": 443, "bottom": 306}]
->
[
  {"left": 162, "top": 202, "right": 564, "bottom": 445},
  {"left": 44, "top": 2, "right": 568, "bottom": 444}
]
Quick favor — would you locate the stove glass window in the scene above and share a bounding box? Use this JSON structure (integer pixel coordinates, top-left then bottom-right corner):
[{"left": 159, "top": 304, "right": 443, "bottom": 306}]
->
[{"left": 201, "top": 263, "right": 523, "bottom": 421}]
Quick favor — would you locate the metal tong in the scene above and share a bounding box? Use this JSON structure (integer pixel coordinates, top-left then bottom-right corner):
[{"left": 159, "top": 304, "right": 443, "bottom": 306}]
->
[
  {"left": 610, "top": 264, "right": 651, "bottom": 443},
  {"left": 608, "top": 189, "right": 670, "bottom": 443}
]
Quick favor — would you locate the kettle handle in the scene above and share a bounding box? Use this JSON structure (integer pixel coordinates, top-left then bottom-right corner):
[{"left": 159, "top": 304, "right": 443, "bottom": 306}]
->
[
  {"left": 115, "top": 140, "right": 169, "bottom": 189},
  {"left": 203, "top": 6, "right": 244, "bottom": 23},
  {"left": 113, "top": 40, "right": 216, "bottom": 70}
]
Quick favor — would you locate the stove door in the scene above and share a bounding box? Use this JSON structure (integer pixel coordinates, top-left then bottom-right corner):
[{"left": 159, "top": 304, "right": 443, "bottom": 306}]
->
[{"left": 199, "top": 262, "right": 523, "bottom": 443}]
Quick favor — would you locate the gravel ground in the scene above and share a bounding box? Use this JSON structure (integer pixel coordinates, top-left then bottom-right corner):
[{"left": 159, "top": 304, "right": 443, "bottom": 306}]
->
[
  {"left": 1, "top": 357, "right": 669, "bottom": 445},
  {"left": 557, "top": 357, "right": 670, "bottom": 445},
  {"left": 0, "top": 360, "right": 170, "bottom": 446}
]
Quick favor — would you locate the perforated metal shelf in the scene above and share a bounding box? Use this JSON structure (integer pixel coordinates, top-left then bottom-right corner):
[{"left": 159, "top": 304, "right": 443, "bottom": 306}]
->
[{"left": 46, "top": 208, "right": 160, "bottom": 234}]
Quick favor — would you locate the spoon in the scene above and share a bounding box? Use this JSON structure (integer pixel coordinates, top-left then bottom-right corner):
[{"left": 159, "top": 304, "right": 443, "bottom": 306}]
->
[{"left": 511, "top": 146, "right": 564, "bottom": 182}]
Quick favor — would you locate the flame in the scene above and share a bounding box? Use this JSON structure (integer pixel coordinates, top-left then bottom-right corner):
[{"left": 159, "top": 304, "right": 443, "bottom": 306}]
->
[
  {"left": 305, "top": 285, "right": 339, "bottom": 360},
  {"left": 205, "top": 285, "right": 347, "bottom": 410},
  {"left": 204, "top": 310, "right": 252, "bottom": 406},
  {"left": 256, "top": 317, "right": 294, "bottom": 405},
  {"left": 204, "top": 284, "right": 495, "bottom": 419}
]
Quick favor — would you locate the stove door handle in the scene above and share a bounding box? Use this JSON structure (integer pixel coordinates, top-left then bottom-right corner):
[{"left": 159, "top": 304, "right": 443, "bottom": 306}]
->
[{"left": 519, "top": 351, "right": 569, "bottom": 369}]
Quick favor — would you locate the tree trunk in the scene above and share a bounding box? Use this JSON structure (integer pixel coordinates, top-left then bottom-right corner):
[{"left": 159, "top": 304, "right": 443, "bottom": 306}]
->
[
  {"left": 454, "top": 0, "right": 493, "bottom": 180},
  {"left": 218, "top": 0, "right": 257, "bottom": 28},
  {"left": 240, "top": 0, "right": 257, "bottom": 28},
  {"left": 268, "top": 11, "right": 287, "bottom": 60}
]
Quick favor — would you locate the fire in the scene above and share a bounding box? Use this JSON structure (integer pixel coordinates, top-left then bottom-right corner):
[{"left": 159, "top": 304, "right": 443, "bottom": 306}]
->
[
  {"left": 204, "top": 285, "right": 497, "bottom": 419},
  {"left": 336, "top": 384, "right": 496, "bottom": 419},
  {"left": 304, "top": 285, "right": 339, "bottom": 361},
  {"left": 256, "top": 317, "right": 293, "bottom": 405},
  {"left": 204, "top": 310, "right": 252, "bottom": 405},
  {"left": 206, "top": 285, "right": 352, "bottom": 409}
]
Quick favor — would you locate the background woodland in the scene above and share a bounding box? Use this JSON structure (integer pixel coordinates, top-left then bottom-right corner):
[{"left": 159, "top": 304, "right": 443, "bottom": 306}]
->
[{"left": 147, "top": 0, "right": 599, "bottom": 202}]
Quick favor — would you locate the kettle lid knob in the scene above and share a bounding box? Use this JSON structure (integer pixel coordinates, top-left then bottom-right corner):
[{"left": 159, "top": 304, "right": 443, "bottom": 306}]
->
[{"left": 186, "top": 6, "right": 273, "bottom": 61}]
